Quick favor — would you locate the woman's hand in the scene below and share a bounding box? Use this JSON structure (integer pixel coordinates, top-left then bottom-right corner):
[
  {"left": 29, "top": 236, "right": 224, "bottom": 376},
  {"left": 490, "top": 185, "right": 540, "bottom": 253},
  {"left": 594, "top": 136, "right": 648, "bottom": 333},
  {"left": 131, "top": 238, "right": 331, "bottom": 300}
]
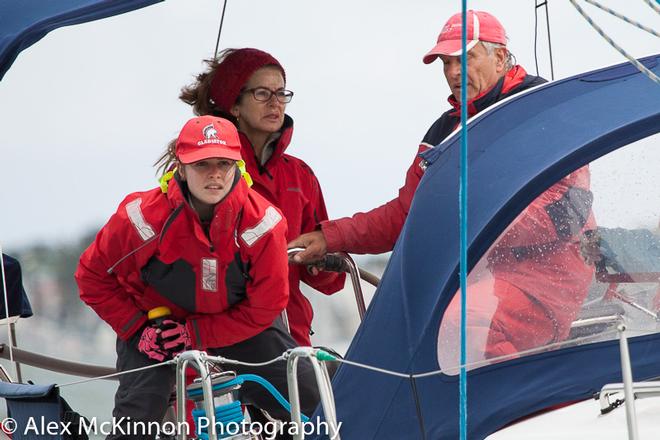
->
[
  {"left": 159, "top": 319, "right": 192, "bottom": 355},
  {"left": 137, "top": 326, "right": 168, "bottom": 361},
  {"left": 136, "top": 319, "right": 192, "bottom": 361}
]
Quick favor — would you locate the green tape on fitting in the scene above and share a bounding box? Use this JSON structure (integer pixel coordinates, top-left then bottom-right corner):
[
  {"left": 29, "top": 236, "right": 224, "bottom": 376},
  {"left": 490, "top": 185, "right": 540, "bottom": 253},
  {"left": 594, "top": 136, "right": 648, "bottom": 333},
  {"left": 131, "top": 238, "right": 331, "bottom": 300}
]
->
[{"left": 316, "top": 350, "right": 337, "bottom": 362}]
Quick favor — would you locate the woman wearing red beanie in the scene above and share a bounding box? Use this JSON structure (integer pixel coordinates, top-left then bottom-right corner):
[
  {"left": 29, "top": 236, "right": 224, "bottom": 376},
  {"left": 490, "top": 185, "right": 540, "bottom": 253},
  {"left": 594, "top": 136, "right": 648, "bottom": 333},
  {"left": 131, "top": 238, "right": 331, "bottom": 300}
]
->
[{"left": 171, "top": 48, "right": 345, "bottom": 347}]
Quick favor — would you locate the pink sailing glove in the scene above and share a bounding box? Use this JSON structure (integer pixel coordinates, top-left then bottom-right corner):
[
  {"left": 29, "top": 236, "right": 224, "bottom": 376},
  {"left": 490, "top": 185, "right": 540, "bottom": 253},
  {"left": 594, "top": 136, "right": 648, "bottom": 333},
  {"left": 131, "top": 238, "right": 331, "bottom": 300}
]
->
[
  {"left": 137, "top": 326, "right": 167, "bottom": 361},
  {"left": 159, "top": 319, "right": 192, "bottom": 356}
]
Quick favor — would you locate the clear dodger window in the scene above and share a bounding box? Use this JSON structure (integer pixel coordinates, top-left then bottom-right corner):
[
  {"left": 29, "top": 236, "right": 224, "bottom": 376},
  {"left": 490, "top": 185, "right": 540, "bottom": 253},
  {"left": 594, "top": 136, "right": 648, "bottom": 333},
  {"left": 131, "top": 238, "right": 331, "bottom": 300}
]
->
[{"left": 438, "top": 134, "right": 660, "bottom": 374}]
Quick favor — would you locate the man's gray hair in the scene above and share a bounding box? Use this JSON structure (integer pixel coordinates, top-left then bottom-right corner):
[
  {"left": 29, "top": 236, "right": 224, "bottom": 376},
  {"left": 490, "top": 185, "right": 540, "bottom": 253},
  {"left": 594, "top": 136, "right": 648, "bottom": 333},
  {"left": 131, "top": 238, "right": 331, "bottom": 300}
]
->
[{"left": 481, "top": 41, "right": 514, "bottom": 71}]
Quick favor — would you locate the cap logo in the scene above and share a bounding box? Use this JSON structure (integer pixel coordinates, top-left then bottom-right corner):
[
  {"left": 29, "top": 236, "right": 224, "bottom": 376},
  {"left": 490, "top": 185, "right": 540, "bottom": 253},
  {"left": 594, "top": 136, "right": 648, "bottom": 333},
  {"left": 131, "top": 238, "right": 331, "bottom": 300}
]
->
[
  {"left": 198, "top": 123, "right": 227, "bottom": 146},
  {"left": 443, "top": 22, "right": 461, "bottom": 34},
  {"left": 441, "top": 12, "right": 479, "bottom": 41},
  {"left": 203, "top": 124, "right": 218, "bottom": 139}
]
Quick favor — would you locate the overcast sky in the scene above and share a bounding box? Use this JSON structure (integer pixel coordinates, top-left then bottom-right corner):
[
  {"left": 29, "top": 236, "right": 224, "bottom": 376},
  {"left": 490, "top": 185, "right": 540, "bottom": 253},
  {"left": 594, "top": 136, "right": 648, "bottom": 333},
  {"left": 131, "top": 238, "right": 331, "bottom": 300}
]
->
[{"left": 1, "top": 0, "right": 659, "bottom": 250}]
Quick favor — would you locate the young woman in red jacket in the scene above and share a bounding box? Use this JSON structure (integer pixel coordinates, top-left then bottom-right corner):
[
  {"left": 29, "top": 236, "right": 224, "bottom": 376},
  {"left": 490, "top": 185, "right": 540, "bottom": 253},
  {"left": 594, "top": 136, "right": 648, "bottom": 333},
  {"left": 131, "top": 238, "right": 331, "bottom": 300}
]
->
[
  {"left": 171, "top": 48, "right": 345, "bottom": 346},
  {"left": 76, "top": 115, "right": 320, "bottom": 437}
]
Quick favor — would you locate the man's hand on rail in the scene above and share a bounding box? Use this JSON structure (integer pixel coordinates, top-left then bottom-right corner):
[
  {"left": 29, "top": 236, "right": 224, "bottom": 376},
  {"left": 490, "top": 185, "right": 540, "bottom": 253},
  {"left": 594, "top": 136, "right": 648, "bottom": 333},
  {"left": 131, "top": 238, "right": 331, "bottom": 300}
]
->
[{"left": 288, "top": 231, "right": 328, "bottom": 265}]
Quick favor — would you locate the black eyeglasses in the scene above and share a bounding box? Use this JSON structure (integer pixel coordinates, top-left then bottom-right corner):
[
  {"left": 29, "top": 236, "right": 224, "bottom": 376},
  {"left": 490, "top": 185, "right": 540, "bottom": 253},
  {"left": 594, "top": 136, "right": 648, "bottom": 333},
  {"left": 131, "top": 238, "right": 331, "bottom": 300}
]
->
[{"left": 241, "top": 87, "right": 294, "bottom": 103}]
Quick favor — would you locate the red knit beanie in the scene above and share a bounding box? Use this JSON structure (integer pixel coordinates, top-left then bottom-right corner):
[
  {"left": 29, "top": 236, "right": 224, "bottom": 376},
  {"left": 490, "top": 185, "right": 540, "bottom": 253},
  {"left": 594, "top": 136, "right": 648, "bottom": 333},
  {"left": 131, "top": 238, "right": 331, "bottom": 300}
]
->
[{"left": 209, "top": 48, "right": 286, "bottom": 113}]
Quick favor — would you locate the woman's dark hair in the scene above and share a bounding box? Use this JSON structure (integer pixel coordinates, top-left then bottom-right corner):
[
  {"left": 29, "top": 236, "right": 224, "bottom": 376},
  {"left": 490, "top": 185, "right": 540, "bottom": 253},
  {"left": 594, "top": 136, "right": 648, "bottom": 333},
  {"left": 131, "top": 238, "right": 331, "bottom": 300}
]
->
[
  {"left": 154, "top": 138, "right": 178, "bottom": 177},
  {"left": 155, "top": 50, "right": 240, "bottom": 174},
  {"left": 179, "top": 49, "right": 241, "bottom": 125}
]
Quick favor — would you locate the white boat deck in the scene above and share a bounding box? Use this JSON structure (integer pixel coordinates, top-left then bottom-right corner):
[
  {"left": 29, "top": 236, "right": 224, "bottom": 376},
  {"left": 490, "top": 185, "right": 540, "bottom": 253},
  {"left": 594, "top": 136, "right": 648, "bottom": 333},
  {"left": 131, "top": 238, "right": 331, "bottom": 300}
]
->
[{"left": 489, "top": 394, "right": 660, "bottom": 439}]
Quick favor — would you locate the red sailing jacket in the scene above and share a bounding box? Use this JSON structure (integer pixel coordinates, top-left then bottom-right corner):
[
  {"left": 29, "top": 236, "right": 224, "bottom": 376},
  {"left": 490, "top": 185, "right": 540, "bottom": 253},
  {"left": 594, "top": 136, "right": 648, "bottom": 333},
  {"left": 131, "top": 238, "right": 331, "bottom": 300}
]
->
[
  {"left": 75, "top": 173, "right": 289, "bottom": 349},
  {"left": 321, "top": 66, "right": 546, "bottom": 254},
  {"left": 487, "top": 166, "right": 596, "bottom": 340},
  {"left": 239, "top": 115, "right": 345, "bottom": 345}
]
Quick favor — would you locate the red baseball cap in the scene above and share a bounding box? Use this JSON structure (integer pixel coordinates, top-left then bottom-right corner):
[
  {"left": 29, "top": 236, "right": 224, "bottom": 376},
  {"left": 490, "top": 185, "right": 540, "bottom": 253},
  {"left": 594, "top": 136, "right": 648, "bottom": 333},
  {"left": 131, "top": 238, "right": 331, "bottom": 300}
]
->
[
  {"left": 175, "top": 116, "right": 242, "bottom": 164},
  {"left": 423, "top": 10, "right": 507, "bottom": 64}
]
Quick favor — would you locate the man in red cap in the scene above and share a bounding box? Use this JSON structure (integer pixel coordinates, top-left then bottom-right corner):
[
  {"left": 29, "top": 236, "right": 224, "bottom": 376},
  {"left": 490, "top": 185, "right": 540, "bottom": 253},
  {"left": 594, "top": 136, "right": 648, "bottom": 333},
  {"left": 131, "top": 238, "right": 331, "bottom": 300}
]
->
[
  {"left": 289, "top": 10, "right": 546, "bottom": 260},
  {"left": 291, "top": 11, "right": 598, "bottom": 360}
]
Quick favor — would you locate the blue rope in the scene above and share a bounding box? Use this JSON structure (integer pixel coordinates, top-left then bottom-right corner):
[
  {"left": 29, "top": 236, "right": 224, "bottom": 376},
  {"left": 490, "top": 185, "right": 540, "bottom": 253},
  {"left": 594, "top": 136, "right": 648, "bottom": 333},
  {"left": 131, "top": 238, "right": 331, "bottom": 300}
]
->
[
  {"left": 188, "top": 373, "right": 310, "bottom": 439},
  {"left": 582, "top": 0, "right": 660, "bottom": 38},
  {"left": 239, "top": 374, "right": 310, "bottom": 423},
  {"left": 459, "top": 3, "right": 469, "bottom": 440},
  {"left": 569, "top": 0, "right": 660, "bottom": 85},
  {"left": 643, "top": 0, "right": 660, "bottom": 15},
  {"left": 192, "top": 401, "right": 244, "bottom": 439}
]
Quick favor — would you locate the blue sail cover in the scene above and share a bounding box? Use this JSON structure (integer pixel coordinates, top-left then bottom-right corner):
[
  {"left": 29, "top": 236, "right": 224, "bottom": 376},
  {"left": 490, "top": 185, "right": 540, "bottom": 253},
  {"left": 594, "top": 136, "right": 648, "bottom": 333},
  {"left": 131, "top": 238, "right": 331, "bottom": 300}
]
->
[
  {"left": 321, "top": 55, "right": 660, "bottom": 439},
  {"left": 0, "top": 0, "right": 161, "bottom": 81}
]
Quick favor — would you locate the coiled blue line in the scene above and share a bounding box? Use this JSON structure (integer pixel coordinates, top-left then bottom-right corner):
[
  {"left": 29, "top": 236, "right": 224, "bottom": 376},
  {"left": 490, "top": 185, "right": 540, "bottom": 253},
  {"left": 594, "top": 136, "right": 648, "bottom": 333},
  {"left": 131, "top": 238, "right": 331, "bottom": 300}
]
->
[{"left": 189, "top": 373, "right": 311, "bottom": 439}]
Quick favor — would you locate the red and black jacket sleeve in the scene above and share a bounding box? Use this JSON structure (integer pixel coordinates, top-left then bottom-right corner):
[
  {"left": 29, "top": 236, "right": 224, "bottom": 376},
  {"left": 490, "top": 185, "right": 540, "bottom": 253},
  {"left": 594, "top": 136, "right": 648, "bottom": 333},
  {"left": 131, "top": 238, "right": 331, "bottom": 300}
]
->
[
  {"left": 320, "top": 144, "right": 427, "bottom": 254},
  {"left": 489, "top": 167, "right": 594, "bottom": 263},
  {"left": 298, "top": 166, "right": 346, "bottom": 293},
  {"left": 75, "top": 195, "right": 154, "bottom": 341}
]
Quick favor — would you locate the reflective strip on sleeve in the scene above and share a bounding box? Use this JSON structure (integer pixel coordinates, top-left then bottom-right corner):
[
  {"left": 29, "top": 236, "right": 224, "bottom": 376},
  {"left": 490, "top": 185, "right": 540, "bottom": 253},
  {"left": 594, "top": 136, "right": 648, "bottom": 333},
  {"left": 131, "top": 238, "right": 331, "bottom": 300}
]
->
[
  {"left": 121, "top": 311, "right": 145, "bottom": 333},
  {"left": 126, "top": 198, "right": 156, "bottom": 241},
  {"left": 190, "top": 320, "right": 202, "bottom": 349},
  {"left": 240, "top": 206, "right": 282, "bottom": 247}
]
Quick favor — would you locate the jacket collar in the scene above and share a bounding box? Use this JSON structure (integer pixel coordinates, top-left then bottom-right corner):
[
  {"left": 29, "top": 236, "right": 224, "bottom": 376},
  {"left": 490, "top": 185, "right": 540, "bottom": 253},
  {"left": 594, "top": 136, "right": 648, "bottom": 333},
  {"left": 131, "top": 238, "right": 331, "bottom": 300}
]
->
[
  {"left": 447, "top": 65, "right": 529, "bottom": 117},
  {"left": 239, "top": 114, "right": 294, "bottom": 174}
]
